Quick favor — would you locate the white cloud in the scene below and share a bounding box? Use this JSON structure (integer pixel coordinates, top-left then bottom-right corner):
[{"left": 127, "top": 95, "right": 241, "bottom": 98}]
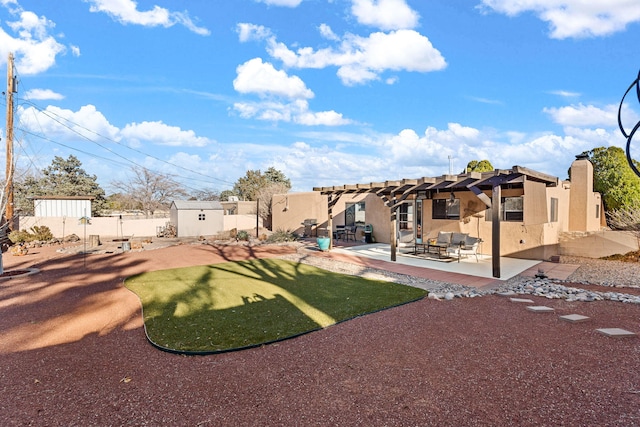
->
[
  {"left": 233, "top": 58, "right": 314, "bottom": 99},
  {"left": 543, "top": 103, "right": 618, "bottom": 127},
  {"left": 19, "top": 103, "right": 213, "bottom": 150},
  {"left": 351, "top": 0, "right": 419, "bottom": 30},
  {"left": 85, "top": 0, "right": 210, "bottom": 36},
  {"left": 296, "top": 109, "right": 351, "bottom": 126},
  {"left": 479, "top": 0, "right": 640, "bottom": 39},
  {"left": 549, "top": 90, "right": 581, "bottom": 98},
  {"left": 121, "top": 121, "right": 212, "bottom": 147},
  {"left": 232, "top": 99, "right": 352, "bottom": 126},
  {"left": 254, "top": 0, "right": 303, "bottom": 7},
  {"left": 318, "top": 23, "right": 339, "bottom": 41},
  {"left": 18, "top": 104, "right": 120, "bottom": 141},
  {"left": 468, "top": 96, "right": 503, "bottom": 105},
  {"left": 0, "top": 9, "right": 66, "bottom": 74},
  {"left": 24, "top": 88, "right": 64, "bottom": 100},
  {"left": 237, "top": 23, "right": 272, "bottom": 42},
  {"left": 268, "top": 29, "right": 446, "bottom": 86}
]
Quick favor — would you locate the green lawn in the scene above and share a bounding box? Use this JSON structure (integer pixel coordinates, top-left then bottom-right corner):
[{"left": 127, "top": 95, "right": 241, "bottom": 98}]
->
[{"left": 125, "top": 258, "right": 426, "bottom": 353}]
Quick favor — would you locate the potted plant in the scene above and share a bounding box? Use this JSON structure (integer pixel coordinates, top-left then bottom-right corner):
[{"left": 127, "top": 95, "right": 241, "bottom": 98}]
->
[{"left": 317, "top": 236, "right": 330, "bottom": 251}]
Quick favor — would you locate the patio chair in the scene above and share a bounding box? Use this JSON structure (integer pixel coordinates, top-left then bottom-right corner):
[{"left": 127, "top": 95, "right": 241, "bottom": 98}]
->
[
  {"left": 447, "top": 236, "right": 481, "bottom": 262},
  {"left": 397, "top": 229, "right": 414, "bottom": 248},
  {"left": 344, "top": 225, "right": 357, "bottom": 241}
]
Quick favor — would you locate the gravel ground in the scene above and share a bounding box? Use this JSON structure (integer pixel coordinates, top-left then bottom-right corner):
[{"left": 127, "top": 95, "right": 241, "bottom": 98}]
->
[
  {"left": 1, "top": 242, "right": 639, "bottom": 426},
  {"left": 282, "top": 245, "right": 640, "bottom": 295}
]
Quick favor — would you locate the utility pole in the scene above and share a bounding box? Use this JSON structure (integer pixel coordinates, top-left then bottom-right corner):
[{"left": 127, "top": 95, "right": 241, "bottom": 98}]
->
[{"left": 5, "top": 52, "right": 15, "bottom": 230}]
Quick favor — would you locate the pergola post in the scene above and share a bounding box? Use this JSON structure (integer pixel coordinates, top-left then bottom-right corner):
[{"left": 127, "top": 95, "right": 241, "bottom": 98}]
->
[
  {"left": 491, "top": 184, "right": 501, "bottom": 278},
  {"left": 390, "top": 207, "right": 397, "bottom": 262}
]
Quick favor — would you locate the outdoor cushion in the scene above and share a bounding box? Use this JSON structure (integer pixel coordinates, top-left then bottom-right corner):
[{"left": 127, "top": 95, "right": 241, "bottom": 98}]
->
[
  {"left": 436, "top": 231, "right": 452, "bottom": 245},
  {"left": 450, "top": 233, "right": 468, "bottom": 246},
  {"left": 463, "top": 236, "right": 479, "bottom": 249},
  {"left": 398, "top": 229, "right": 414, "bottom": 243}
]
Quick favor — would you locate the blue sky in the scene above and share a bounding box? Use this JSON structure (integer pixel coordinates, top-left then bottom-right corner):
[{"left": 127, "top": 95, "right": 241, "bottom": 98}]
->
[{"left": 1, "top": 0, "right": 640, "bottom": 195}]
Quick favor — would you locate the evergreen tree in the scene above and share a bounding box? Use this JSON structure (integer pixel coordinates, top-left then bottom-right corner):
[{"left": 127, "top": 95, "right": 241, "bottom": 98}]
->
[
  {"left": 582, "top": 147, "right": 640, "bottom": 212},
  {"left": 13, "top": 155, "right": 107, "bottom": 216}
]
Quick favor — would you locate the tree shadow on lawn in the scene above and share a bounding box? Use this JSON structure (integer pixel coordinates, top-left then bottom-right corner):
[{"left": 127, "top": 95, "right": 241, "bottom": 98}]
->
[{"left": 125, "top": 258, "right": 426, "bottom": 354}]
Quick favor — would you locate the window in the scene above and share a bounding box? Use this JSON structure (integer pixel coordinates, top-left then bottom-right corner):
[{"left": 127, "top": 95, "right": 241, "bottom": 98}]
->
[
  {"left": 198, "top": 213, "right": 206, "bottom": 221},
  {"left": 550, "top": 198, "right": 558, "bottom": 223},
  {"left": 432, "top": 198, "right": 460, "bottom": 220},
  {"left": 502, "top": 197, "right": 523, "bottom": 221},
  {"left": 596, "top": 204, "right": 600, "bottom": 219},
  {"left": 345, "top": 202, "right": 365, "bottom": 226}
]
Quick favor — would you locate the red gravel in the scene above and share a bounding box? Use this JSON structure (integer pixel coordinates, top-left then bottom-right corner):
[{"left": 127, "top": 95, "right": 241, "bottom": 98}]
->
[{"left": 1, "top": 243, "right": 639, "bottom": 426}]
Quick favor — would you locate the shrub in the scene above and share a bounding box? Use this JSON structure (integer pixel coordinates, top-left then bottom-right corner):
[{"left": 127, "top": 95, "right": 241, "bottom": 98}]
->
[
  {"left": 8, "top": 226, "right": 54, "bottom": 243},
  {"left": 8, "top": 230, "right": 32, "bottom": 244},
  {"left": 30, "top": 226, "right": 54, "bottom": 241},
  {"left": 266, "top": 229, "right": 298, "bottom": 243},
  {"left": 237, "top": 230, "right": 250, "bottom": 241}
]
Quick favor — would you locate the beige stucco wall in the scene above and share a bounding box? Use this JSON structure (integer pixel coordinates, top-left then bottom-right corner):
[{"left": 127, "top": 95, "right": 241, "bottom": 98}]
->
[
  {"left": 221, "top": 201, "right": 256, "bottom": 215},
  {"left": 20, "top": 214, "right": 262, "bottom": 240},
  {"left": 569, "top": 157, "right": 603, "bottom": 232},
  {"left": 18, "top": 216, "right": 169, "bottom": 239},
  {"left": 272, "top": 192, "right": 328, "bottom": 236},
  {"left": 272, "top": 192, "right": 390, "bottom": 242},
  {"left": 223, "top": 214, "right": 263, "bottom": 232}
]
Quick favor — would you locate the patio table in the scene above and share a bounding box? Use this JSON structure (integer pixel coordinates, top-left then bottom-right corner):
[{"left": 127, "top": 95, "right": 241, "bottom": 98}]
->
[
  {"left": 427, "top": 242, "right": 449, "bottom": 258},
  {"left": 415, "top": 241, "right": 449, "bottom": 258}
]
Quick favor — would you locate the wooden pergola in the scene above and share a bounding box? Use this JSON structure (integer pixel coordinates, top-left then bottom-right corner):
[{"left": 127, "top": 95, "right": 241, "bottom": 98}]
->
[{"left": 313, "top": 166, "right": 558, "bottom": 278}]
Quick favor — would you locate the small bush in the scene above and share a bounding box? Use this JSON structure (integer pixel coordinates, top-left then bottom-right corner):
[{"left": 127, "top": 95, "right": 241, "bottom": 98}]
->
[
  {"left": 8, "top": 225, "right": 55, "bottom": 243},
  {"left": 8, "top": 230, "right": 32, "bottom": 243},
  {"left": 237, "top": 230, "right": 250, "bottom": 241},
  {"left": 266, "top": 229, "right": 298, "bottom": 243},
  {"left": 30, "top": 226, "right": 54, "bottom": 241}
]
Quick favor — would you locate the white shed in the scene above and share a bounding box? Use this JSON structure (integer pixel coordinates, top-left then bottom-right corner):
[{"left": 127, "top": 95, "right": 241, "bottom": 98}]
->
[
  {"left": 33, "top": 196, "right": 94, "bottom": 217},
  {"left": 169, "top": 200, "right": 224, "bottom": 237}
]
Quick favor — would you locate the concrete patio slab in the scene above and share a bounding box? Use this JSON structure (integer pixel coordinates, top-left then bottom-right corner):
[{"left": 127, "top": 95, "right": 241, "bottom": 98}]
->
[
  {"left": 596, "top": 328, "right": 637, "bottom": 338},
  {"left": 510, "top": 298, "right": 534, "bottom": 303},
  {"left": 332, "top": 243, "right": 542, "bottom": 281},
  {"left": 559, "top": 314, "right": 590, "bottom": 323},
  {"left": 526, "top": 306, "right": 555, "bottom": 313},
  {"left": 497, "top": 291, "right": 517, "bottom": 297}
]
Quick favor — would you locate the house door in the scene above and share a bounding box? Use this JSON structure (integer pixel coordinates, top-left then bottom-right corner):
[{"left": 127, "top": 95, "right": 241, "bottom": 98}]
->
[{"left": 397, "top": 202, "right": 414, "bottom": 244}]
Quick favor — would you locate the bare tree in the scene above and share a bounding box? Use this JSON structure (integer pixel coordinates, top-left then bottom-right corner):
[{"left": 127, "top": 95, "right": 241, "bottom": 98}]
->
[
  {"left": 255, "top": 182, "right": 290, "bottom": 230},
  {"left": 111, "top": 167, "right": 188, "bottom": 218}
]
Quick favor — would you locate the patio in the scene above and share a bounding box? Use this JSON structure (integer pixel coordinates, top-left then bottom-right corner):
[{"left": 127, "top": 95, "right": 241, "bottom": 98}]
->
[{"left": 330, "top": 243, "right": 566, "bottom": 281}]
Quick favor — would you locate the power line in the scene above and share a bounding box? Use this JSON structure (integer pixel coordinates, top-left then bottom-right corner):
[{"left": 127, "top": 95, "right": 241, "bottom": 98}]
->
[{"left": 17, "top": 99, "right": 235, "bottom": 187}]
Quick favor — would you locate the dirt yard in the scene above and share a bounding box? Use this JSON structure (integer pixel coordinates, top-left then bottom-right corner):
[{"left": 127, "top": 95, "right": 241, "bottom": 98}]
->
[{"left": 1, "top": 242, "right": 638, "bottom": 426}]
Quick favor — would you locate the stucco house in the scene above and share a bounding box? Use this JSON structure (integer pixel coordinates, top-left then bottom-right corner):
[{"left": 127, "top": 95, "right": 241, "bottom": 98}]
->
[
  {"left": 170, "top": 200, "right": 224, "bottom": 238},
  {"left": 272, "top": 156, "right": 606, "bottom": 268}
]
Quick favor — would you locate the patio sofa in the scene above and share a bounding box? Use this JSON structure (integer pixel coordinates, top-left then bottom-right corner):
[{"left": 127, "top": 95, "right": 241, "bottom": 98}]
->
[
  {"left": 429, "top": 231, "right": 481, "bottom": 262},
  {"left": 445, "top": 232, "right": 481, "bottom": 262}
]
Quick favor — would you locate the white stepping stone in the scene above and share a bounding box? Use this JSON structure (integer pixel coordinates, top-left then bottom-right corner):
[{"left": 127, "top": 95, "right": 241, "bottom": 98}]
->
[
  {"left": 526, "top": 305, "right": 555, "bottom": 313},
  {"left": 497, "top": 291, "right": 516, "bottom": 297},
  {"left": 596, "top": 328, "right": 637, "bottom": 338},
  {"left": 559, "top": 314, "right": 590, "bottom": 323},
  {"left": 510, "top": 298, "right": 534, "bottom": 303}
]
